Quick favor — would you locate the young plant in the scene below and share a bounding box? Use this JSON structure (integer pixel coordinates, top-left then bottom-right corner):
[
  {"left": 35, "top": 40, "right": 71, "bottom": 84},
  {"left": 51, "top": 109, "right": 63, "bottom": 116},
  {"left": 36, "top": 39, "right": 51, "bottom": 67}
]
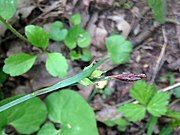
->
[{"left": 118, "top": 80, "right": 180, "bottom": 134}]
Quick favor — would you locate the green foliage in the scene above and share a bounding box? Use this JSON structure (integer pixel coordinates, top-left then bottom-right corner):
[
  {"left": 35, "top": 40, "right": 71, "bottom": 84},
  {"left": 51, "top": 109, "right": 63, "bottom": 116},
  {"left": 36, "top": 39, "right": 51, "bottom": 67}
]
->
[
  {"left": 45, "top": 53, "right": 68, "bottom": 78},
  {"left": 147, "top": 0, "right": 167, "bottom": 24},
  {"left": 105, "top": 35, "right": 132, "bottom": 64},
  {"left": 70, "top": 13, "right": 81, "bottom": 25},
  {"left": 70, "top": 50, "right": 81, "bottom": 60},
  {"left": 49, "top": 21, "right": 68, "bottom": 42},
  {"left": 0, "top": 68, "right": 8, "bottom": 85},
  {"left": 165, "top": 109, "right": 180, "bottom": 120},
  {"left": 3, "top": 53, "right": 36, "bottom": 76},
  {"left": 146, "top": 116, "right": 158, "bottom": 135},
  {"left": 118, "top": 103, "right": 146, "bottom": 122},
  {"left": 0, "top": 96, "right": 47, "bottom": 134},
  {"left": 25, "top": 25, "right": 49, "bottom": 48},
  {"left": 147, "top": 92, "right": 170, "bottom": 117},
  {"left": 130, "top": 80, "right": 157, "bottom": 105},
  {"left": 119, "top": 81, "right": 171, "bottom": 122},
  {"left": 159, "top": 127, "right": 173, "bottom": 135},
  {"left": 104, "top": 118, "right": 128, "bottom": 131},
  {"left": 38, "top": 123, "right": 60, "bottom": 135},
  {"left": 0, "top": 0, "right": 17, "bottom": 20},
  {"left": 45, "top": 89, "right": 98, "bottom": 135},
  {"left": 64, "top": 25, "right": 91, "bottom": 49},
  {"left": 81, "top": 49, "right": 92, "bottom": 62}
]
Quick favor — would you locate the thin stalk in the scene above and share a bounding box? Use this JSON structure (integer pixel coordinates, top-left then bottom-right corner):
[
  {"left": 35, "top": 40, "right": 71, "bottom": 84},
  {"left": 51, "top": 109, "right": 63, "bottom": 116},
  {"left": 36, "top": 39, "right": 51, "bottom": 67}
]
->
[
  {"left": 0, "top": 15, "right": 29, "bottom": 44},
  {"left": 0, "top": 58, "right": 107, "bottom": 112}
]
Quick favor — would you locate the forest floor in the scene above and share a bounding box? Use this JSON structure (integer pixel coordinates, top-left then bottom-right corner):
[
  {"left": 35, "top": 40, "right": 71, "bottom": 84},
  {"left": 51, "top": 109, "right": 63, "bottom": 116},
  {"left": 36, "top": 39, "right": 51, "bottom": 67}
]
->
[{"left": 0, "top": 0, "right": 179, "bottom": 135}]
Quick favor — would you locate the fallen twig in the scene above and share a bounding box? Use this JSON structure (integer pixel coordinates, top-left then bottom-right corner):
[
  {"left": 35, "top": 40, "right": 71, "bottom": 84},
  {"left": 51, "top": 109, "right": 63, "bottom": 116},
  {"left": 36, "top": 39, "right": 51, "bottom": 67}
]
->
[
  {"left": 160, "top": 82, "right": 180, "bottom": 92},
  {"left": 150, "top": 26, "right": 168, "bottom": 83}
]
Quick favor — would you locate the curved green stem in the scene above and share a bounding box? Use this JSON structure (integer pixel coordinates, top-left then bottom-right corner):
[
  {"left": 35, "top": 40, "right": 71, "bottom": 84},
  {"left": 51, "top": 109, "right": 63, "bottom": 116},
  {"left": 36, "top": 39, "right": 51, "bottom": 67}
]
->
[
  {"left": 0, "top": 15, "right": 29, "bottom": 44},
  {"left": 0, "top": 58, "right": 107, "bottom": 112}
]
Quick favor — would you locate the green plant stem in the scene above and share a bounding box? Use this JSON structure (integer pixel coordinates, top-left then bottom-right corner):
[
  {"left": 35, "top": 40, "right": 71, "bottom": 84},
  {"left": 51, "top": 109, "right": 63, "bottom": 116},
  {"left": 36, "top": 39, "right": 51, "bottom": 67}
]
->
[
  {"left": 0, "top": 15, "right": 29, "bottom": 44},
  {"left": 0, "top": 58, "right": 107, "bottom": 112}
]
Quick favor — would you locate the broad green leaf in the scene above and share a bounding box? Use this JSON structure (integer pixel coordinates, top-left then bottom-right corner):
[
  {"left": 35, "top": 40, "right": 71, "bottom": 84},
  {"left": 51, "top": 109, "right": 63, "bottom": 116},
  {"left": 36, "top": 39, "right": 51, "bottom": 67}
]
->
[
  {"left": 118, "top": 103, "right": 146, "bottom": 122},
  {"left": 0, "top": 96, "right": 47, "bottom": 134},
  {"left": 25, "top": 25, "right": 49, "bottom": 48},
  {"left": 130, "top": 81, "right": 157, "bottom": 105},
  {"left": 105, "top": 35, "right": 132, "bottom": 64},
  {"left": 3, "top": 53, "right": 36, "bottom": 76},
  {"left": 64, "top": 25, "right": 91, "bottom": 49},
  {"left": 0, "top": 0, "right": 17, "bottom": 20},
  {"left": 70, "top": 13, "right": 81, "bottom": 25},
  {"left": 81, "top": 49, "right": 92, "bottom": 62},
  {"left": 0, "top": 68, "right": 8, "bottom": 85},
  {"left": 147, "top": 0, "right": 167, "bottom": 24},
  {"left": 49, "top": 21, "right": 68, "bottom": 41},
  {"left": 38, "top": 123, "right": 60, "bottom": 135},
  {"left": 45, "top": 90, "right": 98, "bottom": 135},
  {"left": 45, "top": 53, "right": 68, "bottom": 78},
  {"left": 173, "top": 86, "right": 180, "bottom": 98},
  {"left": 147, "top": 92, "right": 170, "bottom": 117}
]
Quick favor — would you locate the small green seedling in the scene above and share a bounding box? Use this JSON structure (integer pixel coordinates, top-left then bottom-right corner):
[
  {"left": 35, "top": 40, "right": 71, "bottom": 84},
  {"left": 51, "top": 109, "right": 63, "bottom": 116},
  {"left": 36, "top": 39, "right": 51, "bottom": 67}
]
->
[{"left": 3, "top": 25, "right": 68, "bottom": 78}]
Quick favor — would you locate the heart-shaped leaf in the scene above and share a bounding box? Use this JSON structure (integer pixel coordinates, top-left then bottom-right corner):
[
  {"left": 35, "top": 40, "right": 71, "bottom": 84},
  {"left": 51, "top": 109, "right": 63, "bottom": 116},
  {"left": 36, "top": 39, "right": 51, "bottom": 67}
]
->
[
  {"left": 45, "top": 89, "right": 98, "bottom": 135},
  {"left": 118, "top": 103, "right": 146, "bottom": 122},
  {"left": 64, "top": 25, "right": 91, "bottom": 49},
  {"left": 106, "top": 35, "right": 132, "bottom": 64},
  {"left": 25, "top": 25, "right": 49, "bottom": 48},
  {"left": 147, "top": 92, "right": 170, "bottom": 117},
  {"left": 49, "top": 21, "right": 68, "bottom": 41},
  {"left": 130, "top": 80, "right": 157, "bottom": 105},
  {"left": 45, "top": 52, "right": 68, "bottom": 78},
  {"left": 3, "top": 53, "right": 36, "bottom": 76},
  {"left": 0, "top": 96, "right": 47, "bottom": 134},
  {"left": 0, "top": 0, "right": 17, "bottom": 20}
]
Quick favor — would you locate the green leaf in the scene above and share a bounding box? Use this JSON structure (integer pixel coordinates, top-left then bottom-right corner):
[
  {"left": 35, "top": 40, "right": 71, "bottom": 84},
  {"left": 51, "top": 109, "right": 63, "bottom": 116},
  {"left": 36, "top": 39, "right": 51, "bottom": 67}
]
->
[
  {"left": 146, "top": 116, "right": 158, "bottom": 135},
  {"left": 3, "top": 53, "right": 36, "bottom": 76},
  {"left": 165, "top": 109, "right": 180, "bottom": 120},
  {"left": 49, "top": 21, "right": 68, "bottom": 41},
  {"left": 0, "top": 96, "right": 47, "bottom": 134},
  {"left": 70, "top": 50, "right": 81, "bottom": 60},
  {"left": 118, "top": 103, "right": 146, "bottom": 122},
  {"left": 81, "top": 49, "right": 92, "bottom": 62},
  {"left": 45, "top": 90, "right": 98, "bottom": 135},
  {"left": 70, "top": 13, "right": 81, "bottom": 25},
  {"left": 38, "top": 123, "right": 60, "bottom": 135},
  {"left": 105, "top": 35, "right": 132, "bottom": 64},
  {"left": 147, "top": 0, "right": 167, "bottom": 24},
  {"left": 25, "top": 25, "right": 49, "bottom": 48},
  {"left": 159, "top": 126, "right": 173, "bottom": 135},
  {"left": 79, "top": 78, "right": 93, "bottom": 86},
  {"left": 46, "top": 53, "right": 68, "bottom": 78},
  {"left": 147, "top": 92, "right": 170, "bottom": 117},
  {"left": 64, "top": 25, "right": 91, "bottom": 49},
  {"left": 0, "top": 68, "right": 8, "bottom": 85},
  {"left": 130, "top": 81, "right": 157, "bottom": 105},
  {"left": 173, "top": 86, "right": 180, "bottom": 98},
  {"left": 0, "top": 0, "right": 17, "bottom": 20}
]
